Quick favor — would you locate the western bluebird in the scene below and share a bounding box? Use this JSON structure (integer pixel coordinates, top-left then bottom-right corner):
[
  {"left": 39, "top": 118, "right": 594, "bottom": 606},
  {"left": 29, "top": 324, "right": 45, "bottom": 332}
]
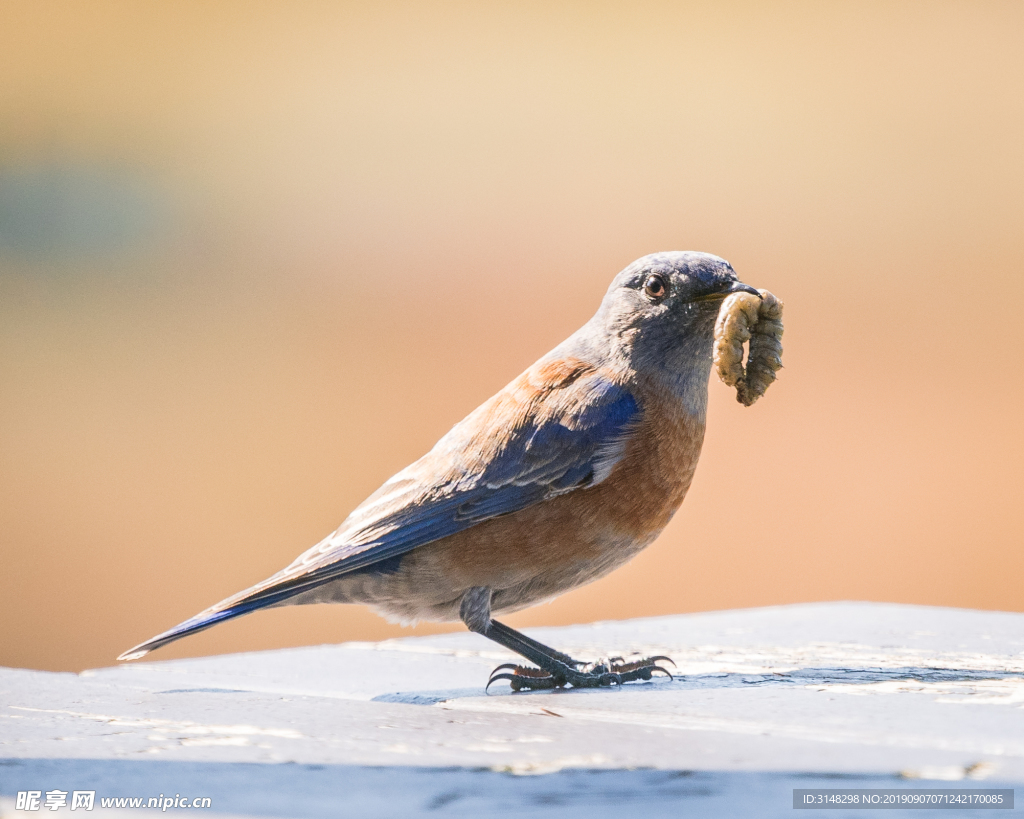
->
[{"left": 119, "top": 251, "right": 761, "bottom": 691}]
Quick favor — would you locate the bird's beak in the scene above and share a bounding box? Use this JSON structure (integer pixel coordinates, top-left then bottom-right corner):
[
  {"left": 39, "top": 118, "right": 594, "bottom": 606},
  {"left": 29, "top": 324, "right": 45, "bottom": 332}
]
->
[
  {"left": 724, "top": 280, "right": 761, "bottom": 298},
  {"left": 689, "top": 280, "right": 761, "bottom": 303}
]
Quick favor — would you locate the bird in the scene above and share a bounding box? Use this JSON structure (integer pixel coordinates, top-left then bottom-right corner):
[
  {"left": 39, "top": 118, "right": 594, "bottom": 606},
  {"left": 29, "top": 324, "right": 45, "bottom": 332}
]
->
[{"left": 119, "top": 251, "right": 761, "bottom": 691}]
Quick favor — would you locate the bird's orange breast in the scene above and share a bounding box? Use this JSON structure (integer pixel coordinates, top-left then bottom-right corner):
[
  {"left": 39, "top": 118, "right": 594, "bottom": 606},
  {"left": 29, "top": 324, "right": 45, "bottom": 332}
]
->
[{"left": 389, "top": 381, "right": 707, "bottom": 618}]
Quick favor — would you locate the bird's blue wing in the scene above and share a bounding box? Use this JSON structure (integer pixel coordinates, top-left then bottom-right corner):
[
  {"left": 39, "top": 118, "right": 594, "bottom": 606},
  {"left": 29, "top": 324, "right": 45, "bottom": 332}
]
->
[
  {"left": 119, "top": 360, "right": 640, "bottom": 658},
  {"left": 305, "top": 364, "right": 638, "bottom": 568}
]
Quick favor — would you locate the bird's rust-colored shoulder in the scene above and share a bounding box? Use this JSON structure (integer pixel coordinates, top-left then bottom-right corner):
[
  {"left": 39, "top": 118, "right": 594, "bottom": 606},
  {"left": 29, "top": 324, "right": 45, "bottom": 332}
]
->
[
  {"left": 464, "top": 356, "right": 600, "bottom": 435},
  {"left": 525, "top": 357, "right": 594, "bottom": 391}
]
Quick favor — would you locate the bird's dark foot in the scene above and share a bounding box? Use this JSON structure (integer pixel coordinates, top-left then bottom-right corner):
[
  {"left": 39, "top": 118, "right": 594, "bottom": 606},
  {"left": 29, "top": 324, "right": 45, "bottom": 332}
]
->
[{"left": 486, "top": 655, "right": 674, "bottom": 692}]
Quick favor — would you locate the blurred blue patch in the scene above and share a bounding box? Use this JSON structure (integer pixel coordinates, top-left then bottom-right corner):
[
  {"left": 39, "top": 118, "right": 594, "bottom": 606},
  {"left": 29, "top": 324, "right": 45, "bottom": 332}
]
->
[{"left": 0, "top": 161, "right": 169, "bottom": 261}]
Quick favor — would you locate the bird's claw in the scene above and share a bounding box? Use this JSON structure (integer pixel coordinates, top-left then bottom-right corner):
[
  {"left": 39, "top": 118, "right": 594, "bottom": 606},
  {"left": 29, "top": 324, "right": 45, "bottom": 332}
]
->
[
  {"left": 487, "top": 665, "right": 565, "bottom": 693},
  {"left": 485, "top": 655, "right": 675, "bottom": 692}
]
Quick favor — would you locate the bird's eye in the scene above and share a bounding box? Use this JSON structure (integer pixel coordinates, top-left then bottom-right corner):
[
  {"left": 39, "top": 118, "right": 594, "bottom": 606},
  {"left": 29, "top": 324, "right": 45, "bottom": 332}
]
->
[{"left": 643, "top": 274, "right": 668, "bottom": 300}]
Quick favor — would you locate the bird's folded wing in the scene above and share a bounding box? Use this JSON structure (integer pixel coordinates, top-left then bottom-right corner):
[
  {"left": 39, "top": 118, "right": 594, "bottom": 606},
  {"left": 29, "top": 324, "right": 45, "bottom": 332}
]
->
[{"left": 119, "top": 359, "right": 640, "bottom": 659}]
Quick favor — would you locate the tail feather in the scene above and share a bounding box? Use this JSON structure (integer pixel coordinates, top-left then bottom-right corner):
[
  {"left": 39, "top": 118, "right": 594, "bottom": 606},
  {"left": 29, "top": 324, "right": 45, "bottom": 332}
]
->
[
  {"left": 116, "top": 607, "right": 248, "bottom": 661},
  {"left": 117, "top": 570, "right": 336, "bottom": 661}
]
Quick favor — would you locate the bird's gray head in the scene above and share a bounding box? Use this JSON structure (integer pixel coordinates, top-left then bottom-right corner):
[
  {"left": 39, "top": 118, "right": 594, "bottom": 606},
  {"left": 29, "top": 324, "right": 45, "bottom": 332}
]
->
[{"left": 578, "top": 251, "right": 759, "bottom": 410}]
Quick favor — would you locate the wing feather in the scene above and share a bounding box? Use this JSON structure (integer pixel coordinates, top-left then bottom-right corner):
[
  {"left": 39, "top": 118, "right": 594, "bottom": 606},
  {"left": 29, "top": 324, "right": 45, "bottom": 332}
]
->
[{"left": 118, "top": 359, "right": 640, "bottom": 659}]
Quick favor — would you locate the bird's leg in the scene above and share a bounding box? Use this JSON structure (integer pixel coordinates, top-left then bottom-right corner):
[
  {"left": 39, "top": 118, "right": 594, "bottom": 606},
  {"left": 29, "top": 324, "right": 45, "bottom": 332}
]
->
[{"left": 459, "top": 587, "right": 674, "bottom": 692}]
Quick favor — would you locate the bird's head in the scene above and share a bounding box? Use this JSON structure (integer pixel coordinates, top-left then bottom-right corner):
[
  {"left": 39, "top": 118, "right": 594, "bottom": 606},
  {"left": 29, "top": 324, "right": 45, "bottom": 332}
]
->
[{"left": 588, "top": 251, "right": 759, "bottom": 403}]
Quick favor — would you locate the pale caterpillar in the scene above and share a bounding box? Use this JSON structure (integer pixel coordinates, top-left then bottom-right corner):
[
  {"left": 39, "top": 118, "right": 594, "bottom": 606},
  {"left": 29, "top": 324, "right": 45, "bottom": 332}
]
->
[{"left": 714, "top": 289, "right": 784, "bottom": 406}]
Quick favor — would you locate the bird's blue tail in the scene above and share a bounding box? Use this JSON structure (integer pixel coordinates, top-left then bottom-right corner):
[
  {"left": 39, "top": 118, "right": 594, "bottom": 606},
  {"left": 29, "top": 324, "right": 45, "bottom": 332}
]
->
[{"left": 116, "top": 576, "right": 331, "bottom": 660}]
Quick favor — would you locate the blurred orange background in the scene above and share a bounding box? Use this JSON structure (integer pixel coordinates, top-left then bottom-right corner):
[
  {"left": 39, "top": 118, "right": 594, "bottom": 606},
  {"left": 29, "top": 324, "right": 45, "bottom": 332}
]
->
[{"left": 2, "top": 2, "right": 1022, "bottom": 673}]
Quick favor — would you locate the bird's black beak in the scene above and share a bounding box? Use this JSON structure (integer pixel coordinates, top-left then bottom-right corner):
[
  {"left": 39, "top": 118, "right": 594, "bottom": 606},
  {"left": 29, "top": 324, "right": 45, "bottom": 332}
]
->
[
  {"left": 689, "top": 280, "right": 761, "bottom": 303},
  {"left": 724, "top": 280, "right": 761, "bottom": 298}
]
